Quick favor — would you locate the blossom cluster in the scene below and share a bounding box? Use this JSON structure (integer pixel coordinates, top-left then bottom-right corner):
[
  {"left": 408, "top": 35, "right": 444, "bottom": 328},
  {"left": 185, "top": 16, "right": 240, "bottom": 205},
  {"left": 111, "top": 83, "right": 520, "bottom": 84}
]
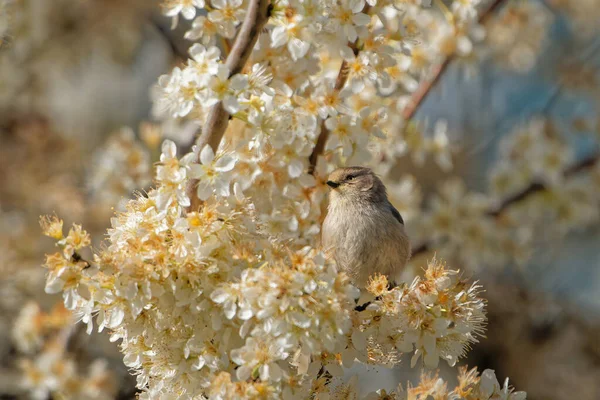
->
[
  {"left": 87, "top": 126, "right": 153, "bottom": 211},
  {"left": 362, "top": 259, "right": 486, "bottom": 369},
  {"left": 26, "top": 0, "right": 600, "bottom": 397},
  {"left": 394, "top": 366, "right": 526, "bottom": 400},
  {"left": 40, "top": 143, "right": 493, "bottom": 398},
  {"left": 153, "top": 0, "right": 490, "bottom": 199},
  {"left": 0, "top": 119, "right": 151, "bottom": 397},
  {"left": 408, "top": 117, "right": 600, "bottom": 271},
  {"left": 149, "top": 0, "right": 574, "bottom": 258},
  {"left": 487, "top": 117, "right": 600, "bottom": 241},
  {"left": 325, "top": 366, "right": 525, "bottom": 400},
  {"left": 11, "top": 301, "right": 116, "bottom": 400},
  {"left": 485, "top": 1, "right": 553, "bottom": 72},
  {"left": 0, "top": 0, "right": 159, "bottom": 141},
  {"left": 33, "top": 0, "right": 588, "bottom": 397}
]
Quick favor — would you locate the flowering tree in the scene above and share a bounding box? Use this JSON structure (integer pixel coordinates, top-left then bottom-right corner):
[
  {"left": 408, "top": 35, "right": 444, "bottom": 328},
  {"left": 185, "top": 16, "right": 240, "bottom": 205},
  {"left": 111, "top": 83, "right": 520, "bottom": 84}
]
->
[
  {"left": 31, "top": 0, "right": 546, "bottom": 398},
  {"left": 6, "top": 0, "right": 595, "bottom": 397}
]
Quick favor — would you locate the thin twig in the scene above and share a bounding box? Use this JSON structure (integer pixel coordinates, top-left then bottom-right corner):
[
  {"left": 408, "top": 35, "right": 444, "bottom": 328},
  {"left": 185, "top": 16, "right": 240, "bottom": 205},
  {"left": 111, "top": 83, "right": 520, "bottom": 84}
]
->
[
  {"left": 411, "top": 153, "right": 600, "bottom": 257},
  {"left": 186, "top": 0, "right": 271, "bottom": 210},
  {"left": 308, "top": 6, "right": 371, "bottom": 174},
  {"left": 402, "top": 0, "right": 510, "bottom": 121},
  {"left": 308, "top": 58, "right": 354, "bottom": 174}
]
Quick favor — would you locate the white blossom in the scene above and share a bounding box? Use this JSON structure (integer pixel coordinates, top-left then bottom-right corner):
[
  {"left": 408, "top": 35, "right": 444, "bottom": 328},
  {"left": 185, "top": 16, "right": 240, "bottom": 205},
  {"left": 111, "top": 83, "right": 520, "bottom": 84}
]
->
[{"left": 189, "top": 145, "right": 237, "bottom": 200}]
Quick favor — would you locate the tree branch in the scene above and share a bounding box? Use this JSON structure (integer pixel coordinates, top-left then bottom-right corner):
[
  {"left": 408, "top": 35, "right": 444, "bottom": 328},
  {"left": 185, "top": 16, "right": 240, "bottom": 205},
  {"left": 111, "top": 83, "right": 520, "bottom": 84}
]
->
[
  {"left": 412, "top": 153, "right": 600, "bottom": 257},
  {"left": 402, "top": 0, "right": 510, "bottom": 121},
  {"left": 308, "top": 58, "right": 353, "bottom": 174},
  {"left": 186, "top": 0, "right": 271, "bottom": 210},
  {"left": 308, "top": 6, "right": 371, "bottom": 175},
  {"left": 197, "top": 0, "right": 271, "bottom": 153}
]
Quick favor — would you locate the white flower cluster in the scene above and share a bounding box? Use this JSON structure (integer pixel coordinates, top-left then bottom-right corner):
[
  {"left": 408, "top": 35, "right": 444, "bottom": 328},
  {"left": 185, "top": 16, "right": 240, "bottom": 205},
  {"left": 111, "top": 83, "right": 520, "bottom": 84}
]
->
[
  {"left": 40, "top": 184, "right": 350, "bottom": 397},
  {"left": 491, "top": 118, "right": 573, "bottom": 195},
  {"left": 12, "top": 301, "right": 116, "bottom": 400},
  {"left": 33, "top": 0, "right": 561, "bottom": 397},
  {"left": 87, "top": 127, "right": 153, "bottom": 209},
  {"left": 388, "top": 366, "right": 525, "bottom": 400},
  {"left": 41, "top": 188, "right": 492, "bottom": 398},
  {"left": 152, "top": 0, "right": 490, "bottom": 216},
  {"left": 486, "top": 1, "right": 553, "bottom": 72},
  {"left": 408, "top": 117, "right": 600, "bottom": 271},
  {"left": 154, "top": 139, "right": 238, "bottom": 210},
  {"left": 489, "top": 117, "right": 600, "bottom": 235},
  {"left": 210, "top": 247, "right": 359, "bottom": 395},
  {"left": 416, "top": 177, "right": 524, "bottom": 270},
  {"left": 362, "top": 259, "right": 486, "bottom": 369},
  {"left": 325, "top": 366, "right": 525, "bottom": 399}
]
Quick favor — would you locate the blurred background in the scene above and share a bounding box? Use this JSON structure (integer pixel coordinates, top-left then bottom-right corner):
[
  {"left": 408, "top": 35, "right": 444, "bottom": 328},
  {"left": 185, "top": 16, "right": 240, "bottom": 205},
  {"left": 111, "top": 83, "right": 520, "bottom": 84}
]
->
[{"left": 1, "top": 0, "right": 599, "bottom": 399}]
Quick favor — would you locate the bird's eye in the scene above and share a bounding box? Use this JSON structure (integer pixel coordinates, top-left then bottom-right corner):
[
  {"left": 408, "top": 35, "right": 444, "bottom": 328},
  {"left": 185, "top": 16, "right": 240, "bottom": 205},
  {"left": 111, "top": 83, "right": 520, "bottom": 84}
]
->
[{"left": 347, "top": 175, "right": 356, "bottom": 181}]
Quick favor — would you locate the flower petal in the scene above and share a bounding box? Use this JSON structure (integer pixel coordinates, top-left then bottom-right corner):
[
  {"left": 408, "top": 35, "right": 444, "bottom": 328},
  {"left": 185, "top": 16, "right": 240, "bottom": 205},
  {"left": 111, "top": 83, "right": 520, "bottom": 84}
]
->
[
  {"left": 200, "top": 145, "right": 215, "bottom": 165},
  {"left": 215, "top": 155, "right": 236, "bottom": 172},
  {"left": 196, "top": 180, "right": 213, "bottom": 200}
]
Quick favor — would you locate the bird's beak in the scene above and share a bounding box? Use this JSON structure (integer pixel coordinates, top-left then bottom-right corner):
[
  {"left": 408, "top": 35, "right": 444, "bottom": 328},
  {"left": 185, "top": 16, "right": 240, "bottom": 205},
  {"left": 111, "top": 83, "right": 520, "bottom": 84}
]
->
[{"left": 326, "top": 180, "right": 339, "bottom": 189}]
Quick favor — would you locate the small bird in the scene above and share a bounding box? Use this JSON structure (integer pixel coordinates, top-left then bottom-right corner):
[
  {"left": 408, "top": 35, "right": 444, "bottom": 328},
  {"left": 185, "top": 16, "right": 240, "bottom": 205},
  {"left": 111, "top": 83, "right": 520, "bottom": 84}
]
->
[{"left": 322, "top": 166, "right": 411, "bottom": 288}]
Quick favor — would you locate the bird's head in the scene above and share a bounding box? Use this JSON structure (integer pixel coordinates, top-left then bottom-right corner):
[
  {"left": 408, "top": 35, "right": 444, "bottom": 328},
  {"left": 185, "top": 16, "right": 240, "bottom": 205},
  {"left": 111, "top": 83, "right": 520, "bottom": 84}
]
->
[{"left": 326, "top": 166, "right": 387, "bottom": 202}]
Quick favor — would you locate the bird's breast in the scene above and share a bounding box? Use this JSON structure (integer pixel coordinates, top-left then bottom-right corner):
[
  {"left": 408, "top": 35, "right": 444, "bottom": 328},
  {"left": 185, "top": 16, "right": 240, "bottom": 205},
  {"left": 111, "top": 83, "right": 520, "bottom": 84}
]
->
[
  {"left": 324, "top": 203, "right": 388, "bottom": 245},
  {"left": 322, "top": 200, "right": 411, "bottom": 287}
]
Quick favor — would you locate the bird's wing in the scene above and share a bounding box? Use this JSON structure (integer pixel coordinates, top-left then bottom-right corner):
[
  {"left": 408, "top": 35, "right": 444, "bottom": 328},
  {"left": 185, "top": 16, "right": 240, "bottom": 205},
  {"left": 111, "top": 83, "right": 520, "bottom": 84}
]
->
[{"left": 388, "top": 202, "right": 404, "bottom": 225}]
